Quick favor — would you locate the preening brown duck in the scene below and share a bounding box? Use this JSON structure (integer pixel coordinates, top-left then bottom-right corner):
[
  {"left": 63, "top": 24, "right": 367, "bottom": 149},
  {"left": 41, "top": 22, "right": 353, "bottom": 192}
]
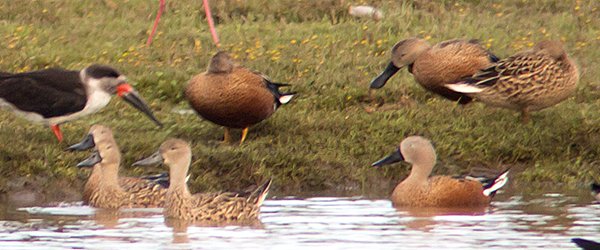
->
[{"left": 370, "top": 38, "right": 498, "bottom": 104}]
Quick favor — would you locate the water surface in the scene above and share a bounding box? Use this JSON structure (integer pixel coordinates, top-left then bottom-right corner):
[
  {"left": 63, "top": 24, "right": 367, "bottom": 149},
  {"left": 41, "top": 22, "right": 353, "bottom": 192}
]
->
[{"left": 0, "top": 190, "right": 598, "bottom": 249}]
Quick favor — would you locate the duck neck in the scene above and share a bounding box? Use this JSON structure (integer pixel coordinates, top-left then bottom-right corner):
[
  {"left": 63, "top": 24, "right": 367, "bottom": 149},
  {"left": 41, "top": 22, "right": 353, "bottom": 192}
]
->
[
  {"left": 100, "top": 162, "right": 121, "bottom": 187},
  {"left": 406, "top": 161, "right": 435, "bottom": 184},
  {"left": 167, "top": 157, "right": 192, "bottom": 195},
  {"left": 87, "top": 165, "right": 102, "bottom": 185}
]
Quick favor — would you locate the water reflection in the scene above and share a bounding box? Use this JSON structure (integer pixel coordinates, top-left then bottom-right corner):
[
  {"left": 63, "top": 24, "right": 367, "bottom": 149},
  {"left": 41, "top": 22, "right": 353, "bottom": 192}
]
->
[
  {"left": 93, "top": 209, "right": 120, "bottom": 228},
  {"left": 164, "top": 219, "right": 190, "bottom": 244},
  {"left": 395, "top": 206, "right": 489, "bottom": 232},
  {"left": 0, "top": 190, "right": 598, "bottom": 249}
]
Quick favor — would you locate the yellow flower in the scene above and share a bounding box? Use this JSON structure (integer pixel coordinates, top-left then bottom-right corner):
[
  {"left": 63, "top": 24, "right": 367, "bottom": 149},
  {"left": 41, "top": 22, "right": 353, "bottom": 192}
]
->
[{"left": 290, "top": 39, "right": 297, "bottom": 44}]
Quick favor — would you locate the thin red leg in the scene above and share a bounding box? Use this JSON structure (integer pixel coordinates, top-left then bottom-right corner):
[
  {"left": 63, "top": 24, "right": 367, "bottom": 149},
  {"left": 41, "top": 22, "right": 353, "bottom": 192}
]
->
[
  {"left": 146, "top": 0, "right": 166, "bottom": 46},
  {"left": 51, "top": 125, "right": 63, "bottom": 142},
  {"left": 202, "top": 0, "right": 220, "bottom": 47}
]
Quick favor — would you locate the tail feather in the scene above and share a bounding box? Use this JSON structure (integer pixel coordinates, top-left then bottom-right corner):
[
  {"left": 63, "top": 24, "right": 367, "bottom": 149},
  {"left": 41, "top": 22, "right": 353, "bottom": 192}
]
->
[
  {"left": 139, "top": 172, "right": 191, "bottom": 188},
  {"left": 270, "top": 82, "right": 291, "bottom": 87},
  {"left": 266, "top": 80, "right": 295, "bottom": 107},
  {"left": 247, "top": 178, "right": 272, "bottom": 207},
  {"left": 591, "top": 183, "right": 600, "bottom": 194},
  {"left": 482, "top": 168, "right": 510, "bottom": 197},
  {"left": 488, "top": 52, "right": 500, "bottom": 63},
  {"left": 140, "top": 172, "right": 170, "bottom": 188},
  {"left": 446, "top": 64, "right": 501, "bottom": 93}
]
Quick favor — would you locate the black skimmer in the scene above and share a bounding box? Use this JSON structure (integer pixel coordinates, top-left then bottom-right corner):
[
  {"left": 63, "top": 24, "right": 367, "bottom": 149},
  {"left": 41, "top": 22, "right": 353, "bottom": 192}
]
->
[{"left": 0, "top": 64, "right": 162, "bottom": 142}]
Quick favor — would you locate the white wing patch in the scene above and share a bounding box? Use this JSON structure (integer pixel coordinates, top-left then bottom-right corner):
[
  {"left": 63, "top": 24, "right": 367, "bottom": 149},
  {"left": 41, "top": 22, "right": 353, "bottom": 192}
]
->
[
  {"left": 279, "top": 94, "right": 294, "bottom": 104},
  {"left": 445, "top": 83, "right": 484, "bottom": 93}
]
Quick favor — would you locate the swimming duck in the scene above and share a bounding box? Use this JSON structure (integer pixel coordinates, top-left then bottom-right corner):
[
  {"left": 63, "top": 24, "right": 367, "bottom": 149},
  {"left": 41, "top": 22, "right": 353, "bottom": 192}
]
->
[
  {"left": 132, "top": 138, "right": 271, "bottom": 223},
  {"left": 372, "top": 136, "right": 509, "bottom": 207},
  {"left": 445, "top": 40, "right": 579, "bottom": 123},
  {"left": 72, "top": 125, "right": 166, "bottom": 208},
  {"left": 370, "top": 38, "right": 498, "bottom": 104},
  {"left": 185, "top": 51, "right": 294, "bottom": 144}
]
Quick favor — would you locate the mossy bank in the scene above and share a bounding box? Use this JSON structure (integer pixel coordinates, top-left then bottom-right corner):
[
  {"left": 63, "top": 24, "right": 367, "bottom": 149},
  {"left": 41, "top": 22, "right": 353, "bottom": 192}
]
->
[{"left": 0, "top": 0, "right": 599, "bottom": 201}]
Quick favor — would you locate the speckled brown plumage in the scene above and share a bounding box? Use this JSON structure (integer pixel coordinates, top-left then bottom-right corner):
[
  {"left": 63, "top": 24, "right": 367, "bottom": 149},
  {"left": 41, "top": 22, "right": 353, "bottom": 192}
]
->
[
  {"left": 370, "top": 38, "right": 498, "bottom": 104},
  {"left": 164, "top": 186, "right": 268, "bottom": 223},
  {"left": 82, "top": 167, "right": 168, "bottom": 205},
  {"left": 134, "top": 138, "right": 271, "bottom": 223},
  {"left": 185, "top": 51, "right": 293, "bottom": 143},
  {"left": 372, "top": 136, "right": 509, "bottom": 208},
  {"left": 78, "top": 125, "right": 166, "bottom": 209},
  {"left": 446, "top": 40, "right": 579, "bottom": 122}
]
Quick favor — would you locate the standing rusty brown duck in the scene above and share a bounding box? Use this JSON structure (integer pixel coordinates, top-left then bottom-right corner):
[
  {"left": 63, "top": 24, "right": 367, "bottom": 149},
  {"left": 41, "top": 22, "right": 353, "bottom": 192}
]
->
[
  {"left": 446, "top": 40, "right": 579, "bottom": 123},
  {"left": 185, "top": 51, "right": 294, "bottom": 144},
  {"left": 70, "top": 125, "right": 166, "bottom": 208},
  {"left": 370, "top": 38, "right": 499, "bottom": 104},
  {"left": 133, "top": 138, "right": 271, "bottom": 223}
]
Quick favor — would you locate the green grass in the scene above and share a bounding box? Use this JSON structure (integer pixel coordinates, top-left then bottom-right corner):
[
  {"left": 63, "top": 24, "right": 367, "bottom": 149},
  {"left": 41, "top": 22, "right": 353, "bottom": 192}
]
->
[{"left": 0, "top": 0, "right": 599, "bottom": 200}]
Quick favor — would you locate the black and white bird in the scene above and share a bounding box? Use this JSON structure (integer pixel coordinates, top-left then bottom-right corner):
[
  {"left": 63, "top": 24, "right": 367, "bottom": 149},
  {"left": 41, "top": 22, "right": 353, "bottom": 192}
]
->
[{"left": 0, "top": 64, "right": 162, "bottom": 142}]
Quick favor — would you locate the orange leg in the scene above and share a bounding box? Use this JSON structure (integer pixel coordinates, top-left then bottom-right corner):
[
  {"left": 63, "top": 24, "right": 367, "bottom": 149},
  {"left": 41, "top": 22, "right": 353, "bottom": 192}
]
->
[
  {"left": 51, "top": 124, "right": 63, "bottom": 142},
  {"left": 223, "top": 127, "right": 232, "bottom": 144},
  {"left": 240, "top": 127, "right": 249, "bottom": 145}
]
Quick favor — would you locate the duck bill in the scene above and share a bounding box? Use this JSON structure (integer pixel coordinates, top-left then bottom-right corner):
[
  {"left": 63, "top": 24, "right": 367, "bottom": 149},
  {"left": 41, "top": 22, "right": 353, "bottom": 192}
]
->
[
  {"left": 132, "top": 151, "right": 164, "bottom": 166},
  {"left": 77, "top": 151, "right": 102, "bottom": 168},
  {"left": 117, "top": 84, "right": 163, "bottom": 128},
  {"left": 369, "top": 62, "right": 400, "bottom": 89},
  {"left": 371, "top": 147, "right": 404, "bottom": 167},
  {"left": 66, "top": 134, "right": 95, "bottom": 151}
]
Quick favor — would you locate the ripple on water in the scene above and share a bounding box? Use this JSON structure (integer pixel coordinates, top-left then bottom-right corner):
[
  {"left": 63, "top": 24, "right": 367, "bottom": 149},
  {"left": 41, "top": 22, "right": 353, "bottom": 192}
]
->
[{"left": 0, "top": 193, "right": 598, "bottom": 249}]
